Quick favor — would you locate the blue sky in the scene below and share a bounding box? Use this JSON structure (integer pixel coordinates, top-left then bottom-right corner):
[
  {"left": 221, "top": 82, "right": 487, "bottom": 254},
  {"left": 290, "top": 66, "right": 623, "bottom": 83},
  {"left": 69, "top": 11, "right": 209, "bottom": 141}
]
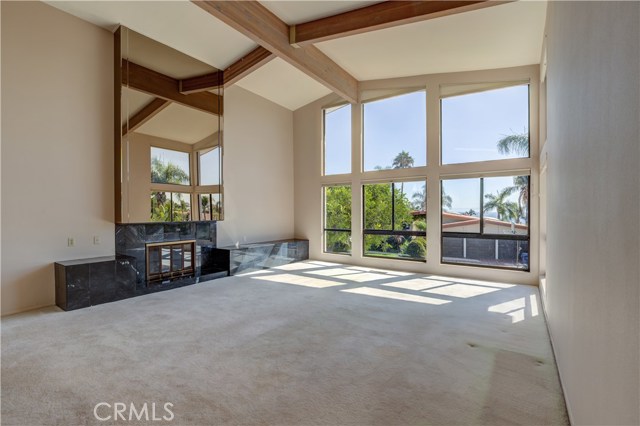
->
[{"left": 324, "top": 85, "right": 529, "bottom": 214}]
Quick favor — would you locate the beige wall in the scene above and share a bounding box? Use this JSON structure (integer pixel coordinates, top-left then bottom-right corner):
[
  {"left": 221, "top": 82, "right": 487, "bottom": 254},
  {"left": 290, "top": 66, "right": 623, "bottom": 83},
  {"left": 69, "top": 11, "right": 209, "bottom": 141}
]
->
[
  {"left": 1, "top": 2, "right": 115, "bottom": 315},
  {"left": 294, "top": 65, "right": 540, "bottom": 285},
  {"left": 543, "top": 2, "right": 639, "bottom": 424},
  {"left": 216, "top": 85, "right": 294, "bottom": 247}
]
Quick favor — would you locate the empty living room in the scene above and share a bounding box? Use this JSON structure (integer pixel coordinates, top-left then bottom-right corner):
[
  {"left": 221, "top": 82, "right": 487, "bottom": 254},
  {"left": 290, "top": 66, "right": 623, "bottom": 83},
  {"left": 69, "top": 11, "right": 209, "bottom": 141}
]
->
[{"left": 1, "top": 1, "right": 638, "bottom": 425}]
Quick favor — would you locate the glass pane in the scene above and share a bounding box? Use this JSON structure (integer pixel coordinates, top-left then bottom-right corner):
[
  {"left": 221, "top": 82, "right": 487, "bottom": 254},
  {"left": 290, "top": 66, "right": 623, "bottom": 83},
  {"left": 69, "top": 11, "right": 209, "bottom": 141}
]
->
[
  {"left": 148, "top": 247, "right": 160, "bottom": 275},
  {"left": 393, "top": 181, "right": 426, "bottom": 232},
  {"left": 199, "top": 194, "right": 211, "bottom": 221},
  {"left": 363, "top": 183, "right": 392, "bottom": 230},
  {"left": 171, "top": 245, "right": 182, "bottom": 271},
  {"left": 442, "top": 179, "right": 481, "bottom": 233},
  {"left": 324, "top": 185, "right": 351, "bottom": 230},
  {"left": 183, "top": 244, "right": 192, "bottom": 269},
  {"left": 442, "top": 237, "right": 529, "bottom": 270},
  {"left": 150, "top": 147, "right": 190, "bottom": 185},
  {"left": 150, "top": 191, "right": 171, "bottom": 222},
  {"left": 324, "top": 230, "right": 351, "bottom": 254},
  {"left": 324, "top": 104, "right": 351, "bottom": 175},
  {"left": 483, "top": 176, "right": 529, "bottom": 235},
  {"left": 199, "top": 147, "right": 220, "bottom": 185},
  {"left": 363, "top": 91, "right": 426, "bottom": 171},
  {"left": 211, "top": 193, "right": 222, "bottom": 220},
  {"left": 172, "top": 193, "right": 191, "bottom": 222},
  {"left": 161, "top": 247, "right": 170, "bottom": 272},
  {"left": 441, "top": 84, "right": 529, "bottom": 165},
  {"left": 364, "top": 235, "right": 426, "bottom": 261}
]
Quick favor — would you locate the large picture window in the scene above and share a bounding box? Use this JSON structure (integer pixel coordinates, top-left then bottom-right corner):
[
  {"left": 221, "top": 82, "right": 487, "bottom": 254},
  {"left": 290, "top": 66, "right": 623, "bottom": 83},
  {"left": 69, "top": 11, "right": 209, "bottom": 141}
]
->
[
  {"left": 323, "top": 185, "right": 351, "bottom": 254},
  {"left": 441, "top": 175, "right": 529, "bottom": 270},
  {"left": 363, "top": 91, "right": 426, "bottom": 172},
  {"left": 441, "top": 84, "right": 529, "bottom": 165},
  {"left": 363, "top": 180, "right": 426, "bottom": 261},
  {"left": 198, "top": 147, "right": 220, "bottom": 186},
  {"left": 323, "top": 104, "right": 351, "bottom": 175}
]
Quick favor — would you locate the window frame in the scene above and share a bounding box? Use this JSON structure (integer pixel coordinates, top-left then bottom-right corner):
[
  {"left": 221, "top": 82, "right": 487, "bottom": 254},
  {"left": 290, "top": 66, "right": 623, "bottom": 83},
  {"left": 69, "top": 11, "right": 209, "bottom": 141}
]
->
[
  {"left": 322, "top": 184, "right": 352, "bottom": 255},
  {"left": 322, "top": 103, "right": 352, "bottom": 177},
  {"left": 362, "top": 180, "right": 427, "bottom": 262},
  {"left": 440, "top": 175, "right": 531, "bottom": 272}
]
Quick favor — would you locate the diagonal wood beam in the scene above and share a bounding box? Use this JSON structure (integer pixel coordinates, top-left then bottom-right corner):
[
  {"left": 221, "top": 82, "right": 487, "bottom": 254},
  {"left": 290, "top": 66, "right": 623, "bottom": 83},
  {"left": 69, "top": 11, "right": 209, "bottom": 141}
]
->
[
  {"left": 289, "top": 1, "right": 510, "bottom": 46},
  {"left": 122, "top": 59, "right": 223, "bottom": 115},
  {"left": 122, "top": 97, "right": 171, "bottom": 136},
  {"left": 223, "top": 46, "right": 275, "bottom": 87},
  {"left": 179, "top": 46, "right": 275, "bottom": 94},
  {"left": 193, "top": 1, "right": 358, "bottom": 104}
]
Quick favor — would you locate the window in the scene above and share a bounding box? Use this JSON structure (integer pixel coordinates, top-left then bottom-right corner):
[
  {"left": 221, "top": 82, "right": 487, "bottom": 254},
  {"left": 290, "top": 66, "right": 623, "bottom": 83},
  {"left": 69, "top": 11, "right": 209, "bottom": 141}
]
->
[
  {"left": 441, "top": 84, "right": 529, "bottom": 165},
  {"left": 323, "top": 104, "right": 351, "bottom": 175},
  {"left": 150, "top": 147, "right": 190, "bottom": 185},
  {"left": 150, "top": 191, "right": 192, "bottom": 222},
  {"left": 324, "top": 185, "right": 351, "bottom": 254},
  {"left": 363, "top": 181, "right": 426, "bottom": 261},
  {"left": 198, "top": 147, "right": 220, "bottom": 186},
  {"left": 198, "top": 193, "right": 222, "bottom": 221},
  {"left": 441, "top": 175, "right": 529, "bottom": 270},
  {"left": 363, "top": 91, "right": 426, "bottom": 172}
]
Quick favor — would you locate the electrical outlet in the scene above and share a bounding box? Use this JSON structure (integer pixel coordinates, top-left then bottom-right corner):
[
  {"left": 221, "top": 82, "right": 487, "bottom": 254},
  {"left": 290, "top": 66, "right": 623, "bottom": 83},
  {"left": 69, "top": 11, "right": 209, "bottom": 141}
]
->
[
  {"left": 67, "top": 238, "right": 75, "bottom": 247},
  {"left": 93, "top": 236, "right": 101, "bottom": 245}
]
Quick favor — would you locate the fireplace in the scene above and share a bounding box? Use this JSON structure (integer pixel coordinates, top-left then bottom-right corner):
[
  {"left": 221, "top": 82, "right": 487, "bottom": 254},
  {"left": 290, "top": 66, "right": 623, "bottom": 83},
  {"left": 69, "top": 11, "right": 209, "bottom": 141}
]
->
[{"left": 146, "top": 240, "right": 196, "bottom": 284}]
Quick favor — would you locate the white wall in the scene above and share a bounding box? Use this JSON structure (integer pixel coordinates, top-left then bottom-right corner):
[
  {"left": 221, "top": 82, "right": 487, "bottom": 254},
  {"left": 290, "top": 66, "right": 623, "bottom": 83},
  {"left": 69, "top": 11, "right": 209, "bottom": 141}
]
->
[
  {"left": 215, "top": 86, "right": 294, "bottom": 247},
  {"left": 543, "top": 2, "right": 639, "bottom": 424},
  {"left": 1, "top": 1, "right": 115, "bottom": 316}
]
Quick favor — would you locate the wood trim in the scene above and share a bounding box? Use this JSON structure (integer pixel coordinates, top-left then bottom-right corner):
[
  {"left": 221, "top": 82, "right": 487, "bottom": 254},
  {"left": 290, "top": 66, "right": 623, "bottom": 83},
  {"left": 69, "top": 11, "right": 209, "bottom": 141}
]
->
[
  {"left": 193, "top": 1, "right": 358, "bottom": 103},
  {"left": 114, "top": 27, "right": 122, "bottom": 223},
  {"left": 122, "top": 98, "right": 171, "bottom": 136},
  {"left": 178, "top": 46, "right": 275, "bottom": 93},
  {"left": 122, "top": 59, "right": 223, "bottom": 115},
  {"left": 179, "top": 71, "right": 223, "bottom": 94},
  {"left": 290, "top": 1, "right": 509, "bottom": 46},
  {"left": 224, "top": 46, "right": 275, "bottom": 87}
]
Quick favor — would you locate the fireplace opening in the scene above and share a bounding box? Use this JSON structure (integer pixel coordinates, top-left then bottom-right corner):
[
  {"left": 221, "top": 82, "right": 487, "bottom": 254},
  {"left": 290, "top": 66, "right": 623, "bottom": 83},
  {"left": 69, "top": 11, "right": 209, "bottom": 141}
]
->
[{"left": 146, "top": 240, "right": 195, "bottom": 284}]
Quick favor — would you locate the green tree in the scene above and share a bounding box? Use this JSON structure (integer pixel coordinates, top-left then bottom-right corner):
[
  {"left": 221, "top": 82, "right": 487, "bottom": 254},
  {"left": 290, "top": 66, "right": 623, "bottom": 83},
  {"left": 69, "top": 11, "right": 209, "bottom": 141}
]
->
[
  {"left": 151, "top": 157, "right": 190, "bottom": 185},
  {"left": 511, "top": 175, "right": 529, "bottom": 222},
  {"left": 441, "top": 188, "right": 453, "bottom": 211},
  {"left": 392, "top": 151, "right": 415, "bottom": 195},
  {"left": 325, "top": 186, "right": 352, "bottom": 253},
  {"left": 484, "top": 187, "right": 520, "bottom": 222},
  {"left": 497, "top": 132, "right": 529, "bottom": 157}
]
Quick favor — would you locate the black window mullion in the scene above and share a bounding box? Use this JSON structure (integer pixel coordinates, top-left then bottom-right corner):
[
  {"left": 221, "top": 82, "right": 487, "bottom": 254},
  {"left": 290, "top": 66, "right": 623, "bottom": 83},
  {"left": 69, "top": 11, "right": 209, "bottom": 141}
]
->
[
  {"left": 391, "top": 183, "right": 395, "bottom": 231},
  {"left": 479, "top": 178, "right": 484, "bottom": 235}
]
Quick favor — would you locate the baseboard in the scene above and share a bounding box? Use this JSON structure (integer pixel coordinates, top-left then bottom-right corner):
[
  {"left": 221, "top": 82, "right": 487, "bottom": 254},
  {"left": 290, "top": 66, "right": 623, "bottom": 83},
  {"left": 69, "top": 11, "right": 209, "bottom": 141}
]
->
[
  {"left": 539, "top": 275, "right": 575, "bottom": 426},
  {"left": 1, "top": 303, "right": 55, "bottom": 318}
]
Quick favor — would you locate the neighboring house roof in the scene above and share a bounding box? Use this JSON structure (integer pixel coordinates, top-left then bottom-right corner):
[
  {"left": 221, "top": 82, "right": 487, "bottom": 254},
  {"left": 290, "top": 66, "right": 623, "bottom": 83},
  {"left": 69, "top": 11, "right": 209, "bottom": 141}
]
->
[{"left": 412, "top": 210, "right": 528, "bottom": 231}]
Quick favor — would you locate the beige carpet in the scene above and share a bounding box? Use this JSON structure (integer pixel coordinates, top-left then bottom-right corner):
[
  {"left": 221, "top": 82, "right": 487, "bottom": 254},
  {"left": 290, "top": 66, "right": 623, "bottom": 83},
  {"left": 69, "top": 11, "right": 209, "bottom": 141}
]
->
[{"left": 2, "top": 260, "right": 568, "bottom": 425}]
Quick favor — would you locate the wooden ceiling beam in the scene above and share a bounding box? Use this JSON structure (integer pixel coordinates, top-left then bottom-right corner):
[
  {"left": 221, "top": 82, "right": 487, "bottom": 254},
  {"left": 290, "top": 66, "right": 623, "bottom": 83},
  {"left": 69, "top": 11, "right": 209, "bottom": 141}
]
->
[
  {"left": 193, "top": 1, "right": 359, "bottom": 104},
  {"left": 223, "top": 46, "right": 275, "bottom": 87},
  {"left": 122, "top": 97, "right": 171, "bottom": 136},
  {"left": 178, "top": 46, "right": 275, "bottom": 94},
  {"left": 289, "top": 1, "right": 510, "bottom": 46},
  {"left": 122, "top": 59, "right": 222, "bottom": 115}
]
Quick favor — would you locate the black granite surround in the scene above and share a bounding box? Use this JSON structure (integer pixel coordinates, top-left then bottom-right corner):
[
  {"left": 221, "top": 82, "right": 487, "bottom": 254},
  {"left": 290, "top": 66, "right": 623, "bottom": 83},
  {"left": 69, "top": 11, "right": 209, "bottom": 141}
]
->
[{"left": 55, "top": 222, "right": 226, "bottom": 311}]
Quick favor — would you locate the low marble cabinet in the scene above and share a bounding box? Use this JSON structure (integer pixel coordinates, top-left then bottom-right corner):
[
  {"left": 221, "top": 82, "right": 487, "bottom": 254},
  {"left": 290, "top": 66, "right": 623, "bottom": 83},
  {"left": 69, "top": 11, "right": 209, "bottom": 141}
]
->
[{"left": 211, "top": 239, "right": 309, "bottom": 276}]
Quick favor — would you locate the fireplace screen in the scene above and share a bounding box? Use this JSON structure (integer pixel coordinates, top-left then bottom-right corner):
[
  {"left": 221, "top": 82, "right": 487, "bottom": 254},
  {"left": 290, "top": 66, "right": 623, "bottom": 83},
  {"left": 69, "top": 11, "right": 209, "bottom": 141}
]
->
[{"left": 146, "top": 240, "right": 195, "bottom": 283}]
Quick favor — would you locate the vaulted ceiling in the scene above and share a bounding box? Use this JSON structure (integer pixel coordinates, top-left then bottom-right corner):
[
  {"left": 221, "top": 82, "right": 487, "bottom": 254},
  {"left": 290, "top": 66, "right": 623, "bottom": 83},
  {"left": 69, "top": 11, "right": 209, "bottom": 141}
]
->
[{"left": 46, "top": 1, "right": 547, "bottom": 111}]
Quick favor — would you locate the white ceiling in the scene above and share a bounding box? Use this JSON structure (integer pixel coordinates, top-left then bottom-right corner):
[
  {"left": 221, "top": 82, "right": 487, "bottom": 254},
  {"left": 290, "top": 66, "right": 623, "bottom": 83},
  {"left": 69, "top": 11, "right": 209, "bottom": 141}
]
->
[
  {"left": 46, "top": 0, "right": 547, "bottom": 111},
  {"left": 136, "top": 103, "right": 220, "bottom": 144},
  {"left": 317, "top": 1, "right": 547, "bottom": 81}
]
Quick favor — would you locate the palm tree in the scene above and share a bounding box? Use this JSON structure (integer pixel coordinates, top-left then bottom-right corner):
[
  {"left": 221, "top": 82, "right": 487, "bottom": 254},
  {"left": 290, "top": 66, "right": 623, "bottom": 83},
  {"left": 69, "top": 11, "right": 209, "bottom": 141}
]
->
[
  {"left": 484, "top": 187, "right": 520, "bottom": 222},
  {"left": 392, "top": 151, "right": 414, "bottom": 195},
  {"left": 511, "top": 176, "right": 529, "bottom": 222},
  {"left": 412, "top": 184, "right": 426, "bottom": 210},
  {"left": 497, "top": 132, "right": 529, "bottom": 157},
  {"left": 392, "top": 150, "right": 414, "bottom": 169},
  {"left": 441, "top": 188, "right": 453, "bottom": 211}
]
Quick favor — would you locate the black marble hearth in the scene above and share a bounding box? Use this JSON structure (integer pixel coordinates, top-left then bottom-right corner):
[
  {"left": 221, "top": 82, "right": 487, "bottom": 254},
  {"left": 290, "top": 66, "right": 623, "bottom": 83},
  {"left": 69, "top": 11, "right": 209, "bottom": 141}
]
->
[{"left": 55, "top": 222, "right": 227, "bottom": 311}]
